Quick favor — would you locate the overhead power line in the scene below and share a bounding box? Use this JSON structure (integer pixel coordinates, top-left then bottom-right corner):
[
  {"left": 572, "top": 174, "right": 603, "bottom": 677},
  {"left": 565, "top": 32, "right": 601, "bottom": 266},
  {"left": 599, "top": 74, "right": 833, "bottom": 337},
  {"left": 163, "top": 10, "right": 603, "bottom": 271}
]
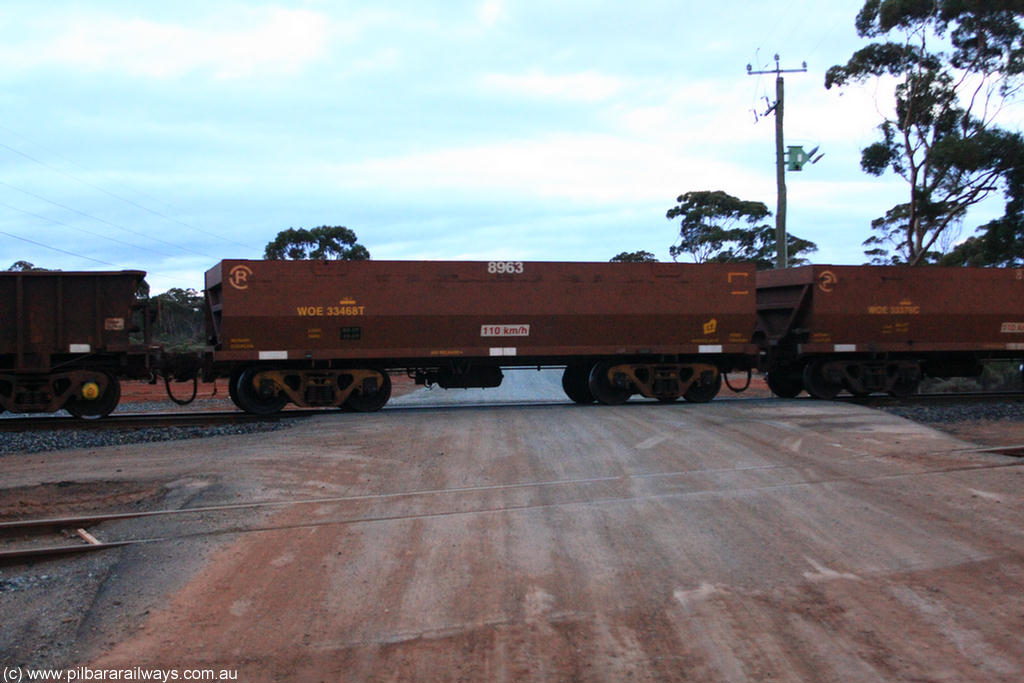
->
[
  {"left": 0, "top": 198, "right": 185, "bottom": 259},
  {"left": 0, "top": 180, "right": 184, "bottom": 258},
  {"left": 0, "top": 134, "right": 255, "bottom": 252},
  {"left": 0, "top": 228, "right": 120, "bottom": 268}
]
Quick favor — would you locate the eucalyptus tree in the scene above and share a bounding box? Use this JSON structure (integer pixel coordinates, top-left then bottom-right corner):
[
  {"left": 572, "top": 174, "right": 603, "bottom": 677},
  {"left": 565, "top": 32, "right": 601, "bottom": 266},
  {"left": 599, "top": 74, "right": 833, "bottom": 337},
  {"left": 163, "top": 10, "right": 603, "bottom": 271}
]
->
[
  {"left": 264, "top": 226, "right": 370, "bottom": 261},
  {"left": 826, "top": 0, "right": 1024, "bottom": 265},
  {"left": 610, "top": 250, "right": 658, "bottom": 263},
  {"left": 666, "top": 190, "right": 816, "bottom": 268}
]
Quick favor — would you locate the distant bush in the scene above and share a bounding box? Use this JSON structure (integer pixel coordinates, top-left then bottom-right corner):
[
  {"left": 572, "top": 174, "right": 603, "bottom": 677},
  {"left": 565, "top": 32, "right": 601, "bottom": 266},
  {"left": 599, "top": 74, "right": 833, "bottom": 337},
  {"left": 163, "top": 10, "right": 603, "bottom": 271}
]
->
[{"left": 151, "top": 288, "right": 206, "bottom": 352}]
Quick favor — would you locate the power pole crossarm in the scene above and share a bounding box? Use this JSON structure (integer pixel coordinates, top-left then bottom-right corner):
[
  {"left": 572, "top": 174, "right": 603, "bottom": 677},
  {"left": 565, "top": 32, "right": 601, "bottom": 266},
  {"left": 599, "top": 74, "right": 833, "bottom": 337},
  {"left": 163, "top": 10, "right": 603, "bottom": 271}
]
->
[{"left": 747, "top": 55, "right": 807, "bottom": 269}]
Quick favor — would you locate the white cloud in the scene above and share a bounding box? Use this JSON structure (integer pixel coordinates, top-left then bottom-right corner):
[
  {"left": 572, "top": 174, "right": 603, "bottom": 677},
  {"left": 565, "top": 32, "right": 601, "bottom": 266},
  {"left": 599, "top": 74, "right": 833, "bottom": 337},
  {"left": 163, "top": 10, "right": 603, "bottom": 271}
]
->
[
  {"left": 6, "top": 8, "right": 331, "bottom": 80},
  {"left": 329, "top": 132, "right": 771, "bottom": 205},
  {"left": 350, "top": 47, "right": 403, "bottom": 75},
  {"left": 481, "top": 69, "right": 624, "bottom": 102},
  {"left": 477, "top": 0, "right": 506, "bottom": 28}
]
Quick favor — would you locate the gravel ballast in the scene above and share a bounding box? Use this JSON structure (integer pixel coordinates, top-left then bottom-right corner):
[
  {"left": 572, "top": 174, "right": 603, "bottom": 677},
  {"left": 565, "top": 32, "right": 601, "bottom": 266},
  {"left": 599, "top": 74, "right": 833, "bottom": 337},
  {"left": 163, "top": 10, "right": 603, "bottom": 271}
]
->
[
  {"left": 880, "top": 400, "right": 1024, "bottom": 424},
  {"left": 0, "top": 397, "right": 296, "bottom": 457},
  {"left": 3, "top": 397, "right": 1022, "bottom": 456},
  {"left": 0, "top": 422, "right": 292, "bottom": 455}
]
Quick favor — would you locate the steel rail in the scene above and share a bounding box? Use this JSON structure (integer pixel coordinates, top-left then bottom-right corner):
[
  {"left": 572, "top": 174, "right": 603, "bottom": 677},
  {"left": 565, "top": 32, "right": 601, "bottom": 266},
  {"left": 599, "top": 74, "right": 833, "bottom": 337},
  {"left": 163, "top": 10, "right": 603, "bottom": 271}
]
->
[
  {"left": 3, "top": 447, "right": 1022, "bottom": 565},
  {"left": 837, "top": 391, "right": 1024, "bottom": 407},
  {"left": 0, "top": 409, "right": 324, "bottom": 432},
  {"left": 2, "top": 392, "right": 1021, "bottom": 429}
]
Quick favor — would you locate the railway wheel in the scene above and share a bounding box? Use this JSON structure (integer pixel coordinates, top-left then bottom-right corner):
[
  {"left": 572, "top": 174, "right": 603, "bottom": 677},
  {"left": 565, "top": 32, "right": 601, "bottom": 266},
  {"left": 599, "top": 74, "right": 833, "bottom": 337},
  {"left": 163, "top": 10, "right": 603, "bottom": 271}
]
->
[
  {"left": 683, "top": 371, "right": 722, "bottom": 403},
  {"left": 561, "top": 364, "right": 595, "bottom": 404},
  {"left": 888, "top": 370, "right": 920, "bottom": 398},
  {"left": 766, "top": 369, "right": 803, "bottom": 398},
  {"left": 65, "top": 373, "right": 121, "bottom": 419},
  {"left": 588, "top": 362, "right": 632, "bottom": 405},
  {"left": 802, "top": 360, "right": 842, "bottom": 400},
  {"left": 228, "top": 367, "right": 243, "bottom": 409},
  {"left": 233, "top": 366, "right": 288, "bottom": 415},
  {"left": 345, "top": 371, "right": 392, "bottom": 412}
]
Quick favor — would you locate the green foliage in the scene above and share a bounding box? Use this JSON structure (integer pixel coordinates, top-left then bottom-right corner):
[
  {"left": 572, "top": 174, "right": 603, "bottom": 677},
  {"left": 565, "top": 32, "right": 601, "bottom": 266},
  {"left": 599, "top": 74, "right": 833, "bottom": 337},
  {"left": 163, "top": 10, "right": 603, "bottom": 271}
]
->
[
  {"left": 264, "top": 226, "right": 370, "bottom": 260},
  {"left": 152, "top": 288, "right": 205, "bottom": 352},
  {"left": 826, "top": 0, "right": 1024, "bottom": 265},
  {"left": 610, "top": 250, "right": 658, "bottom": 263},
  {"left": 942, "top": 215, "right": 1024, "bottom": 266},
  {"left": 943, "top": 130, "right": 1024, "bottom": 266},
  {"left": 6, "top": 260, "right": 52, "bottom": 271},
  {"left": 665, "top": 190, "right": 817, "bottom": 269}
]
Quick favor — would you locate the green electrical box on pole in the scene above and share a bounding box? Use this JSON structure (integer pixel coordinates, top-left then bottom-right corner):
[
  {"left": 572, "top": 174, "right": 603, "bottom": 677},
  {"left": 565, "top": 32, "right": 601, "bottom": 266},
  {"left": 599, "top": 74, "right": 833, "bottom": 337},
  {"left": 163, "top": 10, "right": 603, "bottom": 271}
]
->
[{"left": 786, "top": 145, "right": 822, "bottom": 171}]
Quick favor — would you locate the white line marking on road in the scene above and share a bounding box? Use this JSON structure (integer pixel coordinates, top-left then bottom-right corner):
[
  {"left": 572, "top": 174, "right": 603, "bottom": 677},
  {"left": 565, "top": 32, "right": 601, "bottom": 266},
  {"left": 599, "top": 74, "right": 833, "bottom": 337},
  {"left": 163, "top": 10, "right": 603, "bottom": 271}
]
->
[
  {"left": 803, "top": 557, "right": 861, "bottom": 582},
  {"left": 636, "top": 435, "right": 670, "bottom": 450}
]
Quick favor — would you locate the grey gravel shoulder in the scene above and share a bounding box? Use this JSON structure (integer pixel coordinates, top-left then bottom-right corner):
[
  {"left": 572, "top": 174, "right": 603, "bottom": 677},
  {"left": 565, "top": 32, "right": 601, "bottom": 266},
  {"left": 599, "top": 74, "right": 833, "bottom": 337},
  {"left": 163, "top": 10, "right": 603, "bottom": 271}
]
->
[
  {"left": 1, "top": 399, "right": 294, "bottom": 455},
  {"left": 880, "top": 400, "right": 1024, "bottom": 424}
]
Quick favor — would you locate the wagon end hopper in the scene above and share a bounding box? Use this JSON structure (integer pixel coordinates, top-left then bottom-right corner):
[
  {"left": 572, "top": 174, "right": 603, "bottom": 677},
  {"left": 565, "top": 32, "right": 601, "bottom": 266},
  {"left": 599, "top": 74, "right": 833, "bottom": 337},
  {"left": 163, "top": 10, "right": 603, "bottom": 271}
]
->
[
  {"left": 0, "top": 270, "right": 155, "bottom": 416},
  {"left": 205, "top": 259, "right": 759, "bottom": 411},
  {"left": 756, "top": 265, "right": 1024, "bottom": 398}
]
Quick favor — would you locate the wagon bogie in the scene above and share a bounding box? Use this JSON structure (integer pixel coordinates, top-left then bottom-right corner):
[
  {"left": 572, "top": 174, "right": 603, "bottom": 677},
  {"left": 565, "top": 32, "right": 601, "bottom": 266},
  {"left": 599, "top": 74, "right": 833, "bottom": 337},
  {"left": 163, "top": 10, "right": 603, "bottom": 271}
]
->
[
  {"left": 227, "top": 365, "right": 391, "bottom": 412},
  {"left": 586, "top": 361, "right": 722, "bottom": 404}
]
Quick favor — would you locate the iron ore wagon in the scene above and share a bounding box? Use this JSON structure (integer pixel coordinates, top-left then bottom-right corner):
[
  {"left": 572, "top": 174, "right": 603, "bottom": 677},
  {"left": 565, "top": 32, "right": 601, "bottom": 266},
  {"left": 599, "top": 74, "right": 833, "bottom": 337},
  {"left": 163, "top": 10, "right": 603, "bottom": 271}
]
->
[
  {"left": 757, "top": 265, "right": 1024, "bottom": 398},
  {"left": 204, "top": 259, "right": 760, "bottom": 413},
  {"left": 0, "top": 270, "right": 157, "bottom": 417}
]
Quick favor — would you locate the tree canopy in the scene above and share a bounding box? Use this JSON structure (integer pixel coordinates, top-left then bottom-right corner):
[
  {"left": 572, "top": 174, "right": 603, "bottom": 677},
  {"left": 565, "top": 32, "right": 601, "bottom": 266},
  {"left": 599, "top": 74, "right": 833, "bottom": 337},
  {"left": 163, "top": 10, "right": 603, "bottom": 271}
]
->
[
  {"left": 264, "top": 226, "right": 370, "bottom": 261},
  {"left": 826, "top": 0, "right": 1024, "bottom": 265},
  {"left": 6, "top": 260, "right": 52, "bottom": 271},
  {"left": 610, "top": 250, "right": 658, "bottom": 263},
  {"left": 666, "top": 190, "right": 817, "bottom": 268}
]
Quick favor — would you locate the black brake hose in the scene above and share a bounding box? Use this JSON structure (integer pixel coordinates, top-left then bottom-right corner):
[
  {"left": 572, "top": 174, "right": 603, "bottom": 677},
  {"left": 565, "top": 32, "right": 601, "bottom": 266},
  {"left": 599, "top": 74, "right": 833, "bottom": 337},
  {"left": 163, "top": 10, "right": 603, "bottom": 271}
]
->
[
  {"left": 164, "top": 374, "right": 198, "bottom": 405},
  {"left": 723, "top": 368, "right": 752, "bottom": 393}
]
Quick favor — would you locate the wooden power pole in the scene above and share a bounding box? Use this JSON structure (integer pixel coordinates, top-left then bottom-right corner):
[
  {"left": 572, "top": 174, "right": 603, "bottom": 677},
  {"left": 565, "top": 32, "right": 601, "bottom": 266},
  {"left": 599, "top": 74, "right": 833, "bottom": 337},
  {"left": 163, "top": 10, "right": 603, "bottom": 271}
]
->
[{"left": 747, "top": 55, "right": 806, "bottom": 269}]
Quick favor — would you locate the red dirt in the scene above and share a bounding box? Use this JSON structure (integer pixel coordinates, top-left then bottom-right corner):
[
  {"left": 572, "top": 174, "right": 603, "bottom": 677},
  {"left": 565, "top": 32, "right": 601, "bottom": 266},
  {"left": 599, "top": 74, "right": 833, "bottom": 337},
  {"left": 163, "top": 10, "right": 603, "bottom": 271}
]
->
[{"left": 4, "top": 373, "right": 1024, "bottom": 681}]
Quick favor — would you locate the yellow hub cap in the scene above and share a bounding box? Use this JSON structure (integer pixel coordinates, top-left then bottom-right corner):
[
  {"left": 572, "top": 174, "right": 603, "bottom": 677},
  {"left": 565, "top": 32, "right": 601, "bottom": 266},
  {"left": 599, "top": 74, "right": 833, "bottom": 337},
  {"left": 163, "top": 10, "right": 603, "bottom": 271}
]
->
[{"left": 81, "top": 382, "right": 101, "bottom": 400}]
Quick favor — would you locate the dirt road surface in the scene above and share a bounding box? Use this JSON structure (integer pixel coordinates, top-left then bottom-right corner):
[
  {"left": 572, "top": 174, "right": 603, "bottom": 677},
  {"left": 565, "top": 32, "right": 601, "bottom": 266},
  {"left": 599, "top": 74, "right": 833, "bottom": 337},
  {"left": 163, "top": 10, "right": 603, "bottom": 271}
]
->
[{"left": 3, "top": 370, "right": 1023, "bottom": 681}]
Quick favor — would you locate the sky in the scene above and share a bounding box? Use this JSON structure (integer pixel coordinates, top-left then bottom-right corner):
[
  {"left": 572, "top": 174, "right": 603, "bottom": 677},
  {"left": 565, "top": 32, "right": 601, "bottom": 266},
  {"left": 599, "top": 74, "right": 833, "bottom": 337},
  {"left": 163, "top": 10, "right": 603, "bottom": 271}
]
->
[{"left": 0, "top": 0, "right": 1016, "bottom": 293}]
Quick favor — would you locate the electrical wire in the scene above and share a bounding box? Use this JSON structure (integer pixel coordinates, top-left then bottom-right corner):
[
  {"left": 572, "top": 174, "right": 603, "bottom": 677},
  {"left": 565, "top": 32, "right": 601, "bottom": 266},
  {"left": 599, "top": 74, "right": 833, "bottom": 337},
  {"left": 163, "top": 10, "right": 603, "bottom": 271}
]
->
[
  {"left": 0, "top": 228, "right": 119, "bottom": 268},
  {"left": 0, "top": 137, "right": 255, "bottom": 252},
  {"left": 0, "top": 197, "right": 186, "bottom": 258},
  {"left": 0, "top": 180, "right": 180, "bottom": 258}
]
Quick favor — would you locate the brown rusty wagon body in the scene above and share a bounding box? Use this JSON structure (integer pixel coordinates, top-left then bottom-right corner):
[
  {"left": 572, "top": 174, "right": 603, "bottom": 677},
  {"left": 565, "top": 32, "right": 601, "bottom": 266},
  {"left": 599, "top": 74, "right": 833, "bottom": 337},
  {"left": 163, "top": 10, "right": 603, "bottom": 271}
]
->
[
  {"left": 205, "top": 259, "right": 759, "bottom": 412},
  {"left": 757, "top": 265, "right": 1024, "bottom": 398},
  {"left": 0, "top": 270, "right": 156, "bottom": 416}
]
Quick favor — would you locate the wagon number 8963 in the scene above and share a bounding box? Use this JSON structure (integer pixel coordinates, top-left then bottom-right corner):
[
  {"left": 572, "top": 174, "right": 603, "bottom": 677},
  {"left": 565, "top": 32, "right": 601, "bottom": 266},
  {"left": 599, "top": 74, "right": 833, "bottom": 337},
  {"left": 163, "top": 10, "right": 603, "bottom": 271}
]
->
[{"left": 488, "top": 261, "right": 524, "bottom": 274}]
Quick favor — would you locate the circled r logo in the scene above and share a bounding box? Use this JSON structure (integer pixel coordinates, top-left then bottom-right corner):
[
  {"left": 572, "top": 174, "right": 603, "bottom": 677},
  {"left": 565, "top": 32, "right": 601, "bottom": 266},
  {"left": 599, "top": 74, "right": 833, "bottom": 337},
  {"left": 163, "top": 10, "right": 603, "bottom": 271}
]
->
[
  {"left": 818, "top": 270, "right": 837, "bottom": 293},
  {"left": 228, "top": 264, "right": 253, "bottom": 290}
]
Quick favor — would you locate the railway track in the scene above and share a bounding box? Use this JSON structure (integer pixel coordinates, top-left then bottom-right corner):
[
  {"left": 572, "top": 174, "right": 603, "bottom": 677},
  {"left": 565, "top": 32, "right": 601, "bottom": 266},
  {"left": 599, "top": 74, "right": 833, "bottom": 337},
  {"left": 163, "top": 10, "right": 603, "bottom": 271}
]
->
[
  {"left": 1, "top": 392, "right": 1020, "bottom": 431},
  {"left": 839, "top": 391, "right": 1024, "bottom": 407},
  {"left": 0, "top": 409, "right": 321, "bottom": 432},
  {"left": 3, "top": 445, "right": 1022, "bottom": 566}
]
